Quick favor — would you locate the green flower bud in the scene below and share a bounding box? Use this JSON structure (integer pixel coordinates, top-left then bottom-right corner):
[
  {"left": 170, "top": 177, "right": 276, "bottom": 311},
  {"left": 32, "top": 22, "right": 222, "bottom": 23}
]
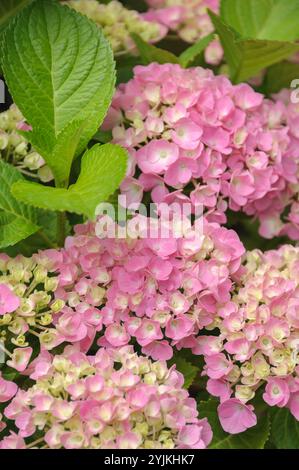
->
[
  {"left": 45, "top": 277, "right": 59, "bottom": 292},
  {"left": 24, "top": 152, "right": 45, "bottom": 171},
  {"left": 50, "top": 299, "right": 65, "bottom": 313},
  {"left": 37, "top": 165, "right": 54, "bottom": 183},
  {"left": 0, "top": 131, "right": 9, "bottom": 150}
]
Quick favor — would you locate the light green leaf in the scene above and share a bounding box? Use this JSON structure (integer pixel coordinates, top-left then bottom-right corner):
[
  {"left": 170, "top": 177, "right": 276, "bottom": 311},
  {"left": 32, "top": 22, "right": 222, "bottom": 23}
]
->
[
  {"left": 0, "top": 161, "right": 39, "bottom": 248},
  {"left": 2, "top": 0, "right": 115, "bottom": 184},
  {"left": 131, "top": 33, "right": 179, "bottom": 65},
  {"left": 12, "top": 144, "right": 127, "bottom": 219},
  {"left": 179, "top": 33, "right": 215, "bottom": 68},
  {"left": 271, "top": 408, "right": 299, "bottom": 449},
  {"left": 221, "top": 0, "right": 299, "bottom": 41},
  {"left": 0, "top": 0, "right": 32, "bottom": 34},
  {"left": 262, "top": 61, "right": 299, "bottom": 94},
  {"left": 198, "top": 399, "right": 270, "bottom": 449},
  {"left": 210, "top": 11, "right": 299, "bottom": 82}
]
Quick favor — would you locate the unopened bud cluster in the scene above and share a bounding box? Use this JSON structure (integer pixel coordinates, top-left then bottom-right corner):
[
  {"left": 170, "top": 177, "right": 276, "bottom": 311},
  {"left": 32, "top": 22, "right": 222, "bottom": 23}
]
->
[
  {"left": 0, "top": 105, "right": 53, "bottom": 182},
  {"left": 66, "top": 0, "right": 166, "bottom": 55}
]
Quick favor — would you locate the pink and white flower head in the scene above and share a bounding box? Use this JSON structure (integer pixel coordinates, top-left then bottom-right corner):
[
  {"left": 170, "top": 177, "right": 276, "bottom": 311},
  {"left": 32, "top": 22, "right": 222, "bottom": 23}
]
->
[
  {"left": 55, "top": 218, "right": 244, "bottom": 360},
  {"left": 104, "top": 64, "right": 299, "bottom": 240},
  {"left": 0, "top": 251, "right": 64, "bottom": 369},
  {"left": 202, "top": 245, "right": 299, "bottom": 425},
  {"left": 143, "top": 0, "right": 222, "bottom": 64},
  {"left": 0, "top": 346, "right": 212, "bottom": 449}
]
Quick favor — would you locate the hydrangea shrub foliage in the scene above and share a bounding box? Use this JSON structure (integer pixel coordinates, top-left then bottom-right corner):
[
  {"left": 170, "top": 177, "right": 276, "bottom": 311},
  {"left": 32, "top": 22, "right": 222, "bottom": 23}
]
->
[{"left": 1, "top": 0, "right": 299, "bottom": 450}]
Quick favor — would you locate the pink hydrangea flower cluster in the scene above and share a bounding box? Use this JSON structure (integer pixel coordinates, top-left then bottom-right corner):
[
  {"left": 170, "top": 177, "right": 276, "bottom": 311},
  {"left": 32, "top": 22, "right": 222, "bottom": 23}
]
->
[
  {"left": 103, "top": 63, "right": 299, "bottom": 239},
  {"left": 53, "top": 218, "right": 244, "bottom": 360},
  {"left": 0, "top": 373, "right": 18, "bottom": 434},
  {"left": 0, "top": 345, "right": 212, "bottom": 449},
  {"left": 0, "top": 251, "right": 65, "bottom": 371},
  {"left": 201, "top": 244, "right": 299, "bottom": 432},
  {"left": 143, "top": 0, "right": 223, "bottom": 64}
]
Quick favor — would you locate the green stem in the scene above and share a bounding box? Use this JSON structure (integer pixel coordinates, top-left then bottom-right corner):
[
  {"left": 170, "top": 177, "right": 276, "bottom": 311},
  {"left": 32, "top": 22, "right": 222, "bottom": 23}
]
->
[
  {"left": 55, "top": 178, "right": 68, "bottom": 247},
  {"left": 57, "top": 212, "right": 66, "bottom": 247}
]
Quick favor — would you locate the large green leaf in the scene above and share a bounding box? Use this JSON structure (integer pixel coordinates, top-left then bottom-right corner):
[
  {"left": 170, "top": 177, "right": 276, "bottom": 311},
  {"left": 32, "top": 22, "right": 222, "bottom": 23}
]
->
[
  {"left": 131, "top": 33, "right": 179, "bottom": 65},
  {"left": 198, "top": 399, "right": 270, "bottom": 449},
  {"left": 271, "top": 408, "right": 299, "bottom": 449},
  {"left": 262, "top": 61, "right": 299, "bottom": 94},
  {"left": 0, "top": 161, "right": 39, "bottom": 248},
  {"left": 210, "top": 11, "right": 299, "bottom": 82},
  {"left": 12, "top": 144, "right": 127, "bottom": 219},
  {"left": 2, "top": 0, "right": 115, "bottom": 184},
  {"left": 0, "top": 0, "right": 32, "bottom": 34},
  {"left": 221, "top": 0, "right": 299, "bottom": 41}
]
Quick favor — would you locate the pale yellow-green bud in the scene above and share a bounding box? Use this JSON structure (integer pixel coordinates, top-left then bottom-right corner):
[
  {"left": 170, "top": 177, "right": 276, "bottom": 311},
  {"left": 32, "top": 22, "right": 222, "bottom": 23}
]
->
[
  {"left": 17, "top": 298, "right": 35, "bottom": 317},
  {"left": 240, "top": 362, "right": 254, "bottom": 377},
  {"left": 226, "top": 365, "right": 241, "bottom": 383},
  {"left": 53, "top": 356, "right": 71, "bottom": 373},
  {"left": 45, "top": 277, "right": 59, "bottom": 292},
  {"left": 34, "top": 266, "right": 48, "bottom": 283},
  {"left": 143, "top": 372, "right": 157, "bottom": 385},
  {"left": 24, "top": 152, "right": 45, "bottom": 170},
  {"left": 0, "top": 131, "right": 9, "bottom": 150},
  {"left": 134, "top": 422, "right": 149, "bottom": 437},
  {"left": 15, "top": 141, "right": 28, "bottom": 155},
  {"left": 151, "top": 361, "right": 168, "bottom": 380},
  {"left": 30, "top": 291, "right": 51, "bottom": 309},
  {"left": 50, "top": 299, "right": 65, "bottom": 313},
  {"left": 12, "top": 284, "right": 26, "bottom": 297},
  {"left": 11, "top": 334, "right": 29, "bottom": 347},
  {"left": 37, "top": 165, "right": 54, "bottom": 183},
  {"left": 100, "top": 426, "right": 116, "bottom": 442},
  {"left": 235, "top": 385, "right": 255, "bottom": 402},
  {"left": 90, "top": 437, "right": 101, "bottom": 449},
  {"left": 144, "top": 440, "right": 156, "bottom": 449},
  {"left": 0, "top": 314, "right": 12, "bottom": 326},
  {"left": 39, "top": 313, "right": 53, "bottom": 326},
  {"left": 39, "top": 330, "right": 57, "bottom": 348}
]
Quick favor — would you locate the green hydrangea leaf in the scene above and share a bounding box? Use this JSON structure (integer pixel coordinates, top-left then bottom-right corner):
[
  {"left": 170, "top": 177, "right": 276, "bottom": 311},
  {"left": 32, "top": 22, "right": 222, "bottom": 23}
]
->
[
  {"left": 221, "top": 0, "right": 299, "bottom": 41},
  {"left": 11, "top": 144, "right": 127, "bottom": 220},
  {"left": 0, "top": 0, "right": 32, "bottom": 34},
  {"left": 179, "top": 33, "right": 215, "bottom": 68},
  {"left": 198, "top": 399, "right": 270, "bottom": 449},
  {"left": 262, "top": 61, "right": 299, "bottom": 94},
  {"left": 2, "top": 0, "right": 115, "bottom": 184},
  {"left": 0, "top": 161, "right": 40, "bottom": 248},
  {"left": 271, "top": 408, "right": 299, "bottom": 449},
  {"left": 131, "top": 33, "right": 180, "bottom": 65},
  {"left": 210, "top": 11, "right": 299, "bottom": 82}
]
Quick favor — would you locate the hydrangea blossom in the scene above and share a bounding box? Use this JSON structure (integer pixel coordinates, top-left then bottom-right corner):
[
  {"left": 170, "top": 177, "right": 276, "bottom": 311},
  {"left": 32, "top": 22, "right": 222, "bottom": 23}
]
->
[
  {"left": 53, "top": 218, "right": 244, "bottom": 360},
  {"left": 0, "top": 105, "right": 53, "bottom": 182},
  {"left": 0, "top": 345, "right": 212, "bottom": 449},
  {"left": 143, "top": 0, "right": 223, "bottom": 64},
  {"left": 103, "top": 63, "right": 299, "bottom": 239},
  {"left": 65, "top": 0, "right": 166, "bottom": 55},
  {"left": 0, "top": 251, "right": 64, "bottom": 370},
  {"left": 0, "top": 373, "right": 18, "bottom": 434},
  {"left": 201, "top": 245, "right": 299, "bottom": 429}
]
